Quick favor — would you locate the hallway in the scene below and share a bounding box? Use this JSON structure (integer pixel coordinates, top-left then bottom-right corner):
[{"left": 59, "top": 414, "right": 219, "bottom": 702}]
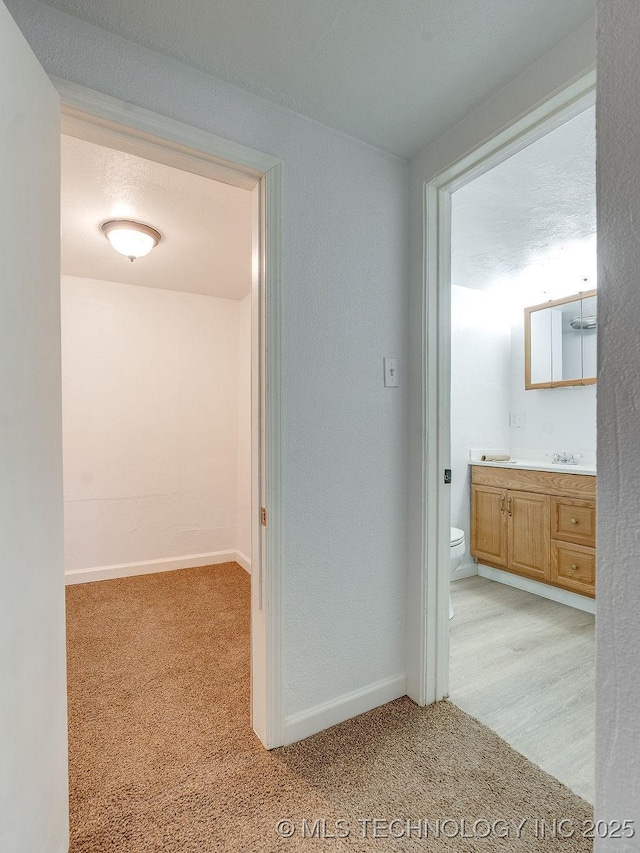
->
[{"left": 66, "top": 564, "right": 592, "bottom": 851}]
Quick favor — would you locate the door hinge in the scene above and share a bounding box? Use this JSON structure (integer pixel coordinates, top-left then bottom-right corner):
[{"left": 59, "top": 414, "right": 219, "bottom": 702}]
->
[
  {"left": 261, "top": 506, "right": 268, "bottom": 527},
  {"left": 444, "top": 469, "right": 452, "bottom": 484}
]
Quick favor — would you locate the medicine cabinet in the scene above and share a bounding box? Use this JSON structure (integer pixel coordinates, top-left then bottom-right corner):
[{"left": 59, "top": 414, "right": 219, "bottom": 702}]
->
[{"left": 525, "top": 290, "right": 597, "bottom": 389}]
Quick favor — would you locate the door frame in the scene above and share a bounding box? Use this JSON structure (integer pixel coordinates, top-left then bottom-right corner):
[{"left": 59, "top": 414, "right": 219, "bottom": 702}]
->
[
  {"left": 417, "top": 70, "right": 596, "bottom": 704},
  {"left": 54, "top": 78, "right": 284, "bottom": 748}
]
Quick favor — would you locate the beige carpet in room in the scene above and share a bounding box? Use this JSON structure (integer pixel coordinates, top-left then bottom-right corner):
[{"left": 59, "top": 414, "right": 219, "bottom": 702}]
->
[{"left": 66, "top": 563, "right": 593, "bottom": 852}]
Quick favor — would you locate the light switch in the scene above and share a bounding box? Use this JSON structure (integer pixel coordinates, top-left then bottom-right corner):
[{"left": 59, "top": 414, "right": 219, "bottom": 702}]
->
[{"left": 384, "top": 357, "right": 399, "bottom": 387}]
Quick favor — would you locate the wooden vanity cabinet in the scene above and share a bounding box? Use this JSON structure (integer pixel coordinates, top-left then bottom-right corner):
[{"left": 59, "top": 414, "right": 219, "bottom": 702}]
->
[{"left": 471, "top": 466, "right": 596, "bottom": 598}]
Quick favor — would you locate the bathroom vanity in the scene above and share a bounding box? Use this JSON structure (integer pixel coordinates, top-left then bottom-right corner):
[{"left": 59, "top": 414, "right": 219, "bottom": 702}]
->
[{"left": 470, "top": 464, "right": 595, "bottom": 598}]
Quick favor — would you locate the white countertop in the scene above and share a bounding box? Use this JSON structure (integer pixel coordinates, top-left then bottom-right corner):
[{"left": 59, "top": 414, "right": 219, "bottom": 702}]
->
[{"left": 469, "top": 459, "right": 596, "bottom": 476}]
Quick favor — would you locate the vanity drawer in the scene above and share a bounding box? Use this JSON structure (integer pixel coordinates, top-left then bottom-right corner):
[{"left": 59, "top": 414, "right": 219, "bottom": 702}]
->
[
  {"left": 550, "top": 541, "right": 595, "bottom": 597},
  {"left": 551, "top": 497, "right": 596, "bottom": 547}
]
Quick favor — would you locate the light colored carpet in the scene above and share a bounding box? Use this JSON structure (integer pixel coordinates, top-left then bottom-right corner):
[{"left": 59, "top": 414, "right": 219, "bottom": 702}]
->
[{"left": 66, "top": 563, "right": 593, "bottom": 851}]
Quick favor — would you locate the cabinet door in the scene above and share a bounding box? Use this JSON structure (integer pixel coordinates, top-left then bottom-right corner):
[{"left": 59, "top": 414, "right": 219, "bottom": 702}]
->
[
  {"left": 508, "top": 490, "right": 550, "bottom": 581},
  {"left": 471, "top": 485, "right": 508, "bottom": 567}
]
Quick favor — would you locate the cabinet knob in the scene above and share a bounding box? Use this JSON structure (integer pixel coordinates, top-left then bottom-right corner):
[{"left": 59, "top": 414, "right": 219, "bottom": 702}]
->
[
  {"left": 570, "top": 518, "right": 578, "bottom": 524},
  {"left": 571, "top": 563, "right": 579, "bottom": 570}
]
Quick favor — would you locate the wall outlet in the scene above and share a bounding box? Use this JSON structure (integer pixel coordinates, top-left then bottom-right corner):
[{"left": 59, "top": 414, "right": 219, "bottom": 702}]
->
[{"left": 510, "top": 410, "right": 525, "bottom": 428}]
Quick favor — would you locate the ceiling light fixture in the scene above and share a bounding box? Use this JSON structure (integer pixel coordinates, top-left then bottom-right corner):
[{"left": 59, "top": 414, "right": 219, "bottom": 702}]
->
[{"left": 101, "top": 219, "right": 162, "bottom": 262}]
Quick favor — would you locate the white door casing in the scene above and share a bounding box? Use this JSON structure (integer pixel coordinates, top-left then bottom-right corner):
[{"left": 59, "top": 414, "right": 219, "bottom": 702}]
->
[{"left": 0, "top": 4, "right": 69, "bottom": 852}]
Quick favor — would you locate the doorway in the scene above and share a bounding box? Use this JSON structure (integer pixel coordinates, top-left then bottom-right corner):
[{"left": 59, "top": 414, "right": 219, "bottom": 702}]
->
[
  {"left": 447, "top": 105, "right": 597, "bottom": 802},
  {"left": 416, "top": 73, "right": 597, "bottom": 797},
  {"left": 56, "top": 80, "right": 284, "bottom": 749}
]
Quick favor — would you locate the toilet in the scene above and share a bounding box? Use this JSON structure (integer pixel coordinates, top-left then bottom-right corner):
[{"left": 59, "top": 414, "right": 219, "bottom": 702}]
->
[{"left": 449, "top": 526, "right": 466, "bottom": 619}]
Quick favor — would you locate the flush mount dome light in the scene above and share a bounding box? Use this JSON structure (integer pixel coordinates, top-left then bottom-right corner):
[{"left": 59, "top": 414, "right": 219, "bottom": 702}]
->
[{"left": 101, "top": 219, "right": 162, "bottom": 262}]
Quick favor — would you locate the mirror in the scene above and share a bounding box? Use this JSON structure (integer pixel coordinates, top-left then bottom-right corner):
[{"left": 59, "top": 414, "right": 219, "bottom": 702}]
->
[{"left": 525, "top": 290, "right": 597, "bottom": 389}]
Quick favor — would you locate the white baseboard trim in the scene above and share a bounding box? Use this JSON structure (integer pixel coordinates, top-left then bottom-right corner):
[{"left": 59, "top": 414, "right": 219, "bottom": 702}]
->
[
  {"left": 452, "top": 560, "right": 477, "bottom": 581},
  {"left": 64, "top": 550, "right": 239, "bottom": 585},
  {"left": 282, "top": 673, "right": 407, "bottom": 746},
  {"left": 478, "top": 564, "right": 596, "bottom": 614},
  {"left": 235, "top": 549, "right": 251, "bottom": 574}
]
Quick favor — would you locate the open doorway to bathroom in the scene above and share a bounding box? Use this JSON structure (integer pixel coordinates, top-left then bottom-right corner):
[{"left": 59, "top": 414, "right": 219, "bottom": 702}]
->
[{"left": 447, "top": 104, "right": 596, "bottom": 803}]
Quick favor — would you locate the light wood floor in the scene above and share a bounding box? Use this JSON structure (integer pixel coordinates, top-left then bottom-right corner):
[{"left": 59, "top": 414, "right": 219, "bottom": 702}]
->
[{"left": 449, "top": 575, "right": 595, "bottom": 804}]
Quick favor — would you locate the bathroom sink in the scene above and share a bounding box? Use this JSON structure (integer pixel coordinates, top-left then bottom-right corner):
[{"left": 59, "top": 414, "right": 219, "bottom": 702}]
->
[{"left": 470, "top": 458, "right": 596, "bottom": 475}]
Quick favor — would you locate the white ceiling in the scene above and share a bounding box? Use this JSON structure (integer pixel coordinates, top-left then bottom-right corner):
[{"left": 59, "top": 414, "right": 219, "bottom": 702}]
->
[
  {"left": 61, "top": 135, "right": 252, "bottom": 299},
  {"left": 42, "top": 0, "right": 594, "bottom": 158},
  {"left": 451, "top": 106, "right": 596, "bottom": 295}
]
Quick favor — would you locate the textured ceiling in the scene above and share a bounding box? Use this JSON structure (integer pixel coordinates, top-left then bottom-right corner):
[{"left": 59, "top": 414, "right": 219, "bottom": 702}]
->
[
  {"left": 451, "top": 106, "right": 596, "bottom": 295},
  {"left": 41, "top": 0, "right": 594, "bottom": 158},
  {"left": 61, "top": 135, "right": 252, "bottom": 298}
]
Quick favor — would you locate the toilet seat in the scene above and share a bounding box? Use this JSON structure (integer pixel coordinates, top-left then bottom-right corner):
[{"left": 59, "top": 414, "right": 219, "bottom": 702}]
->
[{"left": 450, "top": 526, "right": 465, "bottom": 547}]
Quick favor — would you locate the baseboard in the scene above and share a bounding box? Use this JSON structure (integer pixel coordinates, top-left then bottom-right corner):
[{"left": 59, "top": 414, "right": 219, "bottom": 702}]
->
[
  {"left": 64, "top": 550, "right": 238, "bottom": 585},
  {"left": 234, "top": 550, "right": 251, "bottom": 574},
  {"left": 282, "top": 673, "right": 407, "bottom": 746},
  {"left": 477, "top": 564, "right": 596, "bottom": 614},
  {"left": 452, "top": 560, "right": 477, "bottom": 581}
]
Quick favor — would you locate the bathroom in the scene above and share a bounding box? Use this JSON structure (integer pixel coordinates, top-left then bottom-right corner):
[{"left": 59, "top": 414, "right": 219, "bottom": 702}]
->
[{"left": 446, "top": 105, "right": 596, "bottom": 803}]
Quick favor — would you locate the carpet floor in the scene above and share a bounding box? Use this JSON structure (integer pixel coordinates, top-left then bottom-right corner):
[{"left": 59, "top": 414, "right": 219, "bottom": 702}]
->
[{"left": 66, "top": 563, "right": 593, "bottom": 852}]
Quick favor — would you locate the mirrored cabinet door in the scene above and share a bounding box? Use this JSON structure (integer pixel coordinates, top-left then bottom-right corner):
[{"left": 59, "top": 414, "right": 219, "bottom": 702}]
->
[
  {"left": 529, "top": 306, "right": 555, "bottom": 385},
  {"left": 558, "top": 299, "right": 586, "bottom": 384},
  {"left": 580, "top": 294, "right": 597, "bottom": 379},
  {"left": 525, "top": 290, "right": 597, "bottom": 389}
]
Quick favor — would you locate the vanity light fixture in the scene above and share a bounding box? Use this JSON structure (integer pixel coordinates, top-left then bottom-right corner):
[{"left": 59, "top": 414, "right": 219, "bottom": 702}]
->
[{"left": 101, "top": 219, "right": 162, "bottom": 262}]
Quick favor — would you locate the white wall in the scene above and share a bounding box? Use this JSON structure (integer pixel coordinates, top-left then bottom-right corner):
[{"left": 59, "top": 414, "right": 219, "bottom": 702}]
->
[
  {"left": 236, "top": 292, "right": 252, "bottom": 566},
  {"left": 9, "top": 0, "right": 410, "bottom": 722},
  {"left": 509, "top": 318, "right": 596, "bottom": 453},
  {"left": 0, "top": 6, "right": 68, "bottom": 852},
  {"left": 61, "top": 275, "right": 242, "bottom": 573},
  {"left": 596, "top": 0, "right": 640, "bottom": 839},
  {"left": 450, "top": 285, "right": 511, "bottom": 569}
]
